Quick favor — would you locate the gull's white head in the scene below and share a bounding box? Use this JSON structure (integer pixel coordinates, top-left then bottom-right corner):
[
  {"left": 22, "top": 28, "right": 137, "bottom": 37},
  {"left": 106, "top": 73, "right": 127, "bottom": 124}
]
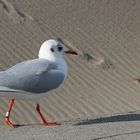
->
[{"left": 38, "top": 39, "right": 77, "bottom": 62}]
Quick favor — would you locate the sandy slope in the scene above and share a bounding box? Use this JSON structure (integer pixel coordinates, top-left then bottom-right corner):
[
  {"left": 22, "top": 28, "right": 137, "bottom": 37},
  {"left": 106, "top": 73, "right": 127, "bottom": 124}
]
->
[{"left": 0, "top": 0, "right": 140, "bottom": 126}]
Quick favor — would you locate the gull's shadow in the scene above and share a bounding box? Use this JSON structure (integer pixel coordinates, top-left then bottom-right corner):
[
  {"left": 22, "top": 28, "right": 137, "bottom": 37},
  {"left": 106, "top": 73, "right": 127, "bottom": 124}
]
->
[
  {"left": 13, "top": 123, "right": 41, "bottom": 128},
  {"left": 12, "top": 122, "right": 61, "bottom": 128},
  {"left": 74, "top": 113, "right": 140, "bottom": 126}
]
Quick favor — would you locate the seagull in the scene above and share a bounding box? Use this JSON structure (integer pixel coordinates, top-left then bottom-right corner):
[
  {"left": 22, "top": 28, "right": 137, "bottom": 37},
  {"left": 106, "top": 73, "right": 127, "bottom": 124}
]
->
[{"left": 0, "top": 39, "right": 77, "bottom": 128}]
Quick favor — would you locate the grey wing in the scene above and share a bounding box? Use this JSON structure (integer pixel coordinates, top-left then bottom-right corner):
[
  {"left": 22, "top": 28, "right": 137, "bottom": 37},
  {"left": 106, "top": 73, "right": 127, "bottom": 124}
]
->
[{"left": 0, "top": 58, "right": 57, "bottom": 93}]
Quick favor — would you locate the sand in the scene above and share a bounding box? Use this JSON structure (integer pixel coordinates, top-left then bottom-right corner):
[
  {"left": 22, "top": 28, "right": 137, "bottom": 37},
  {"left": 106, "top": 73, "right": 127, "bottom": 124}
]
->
[
  {"left": 0, "top": 0, "right": 140, "bottom": 139},
  {"left": 1, "top": 113, "right": 140, "bottom": 140}
]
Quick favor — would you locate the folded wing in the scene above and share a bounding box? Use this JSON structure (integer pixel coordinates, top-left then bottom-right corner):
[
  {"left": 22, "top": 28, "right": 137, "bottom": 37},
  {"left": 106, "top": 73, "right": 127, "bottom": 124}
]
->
[{"left": 0, "top": 58, "right": 62, "bottom": 93}]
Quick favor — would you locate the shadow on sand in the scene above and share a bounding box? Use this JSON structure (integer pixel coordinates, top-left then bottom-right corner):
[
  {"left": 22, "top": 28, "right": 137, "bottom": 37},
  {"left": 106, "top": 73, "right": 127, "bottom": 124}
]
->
[
  {"left": 9, "top": 123, "right": 41, "bottom": 128},
  {"left": 74, "top": 113, "right": 140, "bottom": 126}
]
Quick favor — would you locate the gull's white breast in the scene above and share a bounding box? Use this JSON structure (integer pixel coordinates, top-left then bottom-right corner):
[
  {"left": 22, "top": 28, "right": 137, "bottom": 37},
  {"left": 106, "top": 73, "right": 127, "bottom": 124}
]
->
[{"left": 56, "top": 58, "right": 68, "bottom": 80}]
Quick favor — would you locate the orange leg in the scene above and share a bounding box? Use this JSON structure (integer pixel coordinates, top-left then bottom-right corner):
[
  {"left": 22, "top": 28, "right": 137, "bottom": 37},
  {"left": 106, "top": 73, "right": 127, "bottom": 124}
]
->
[
  {"left": 36, "top": 103, "right": 60, "bottom": 126},
  {"left": 5, "top": 98, "right": 16, "bottom": 128}
]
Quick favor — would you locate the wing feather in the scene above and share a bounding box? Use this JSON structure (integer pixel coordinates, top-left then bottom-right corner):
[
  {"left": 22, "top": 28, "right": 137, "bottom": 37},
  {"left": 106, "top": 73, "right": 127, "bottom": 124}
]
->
[{"left": 0, "top": 58, "right": 57, "bottom": 92}]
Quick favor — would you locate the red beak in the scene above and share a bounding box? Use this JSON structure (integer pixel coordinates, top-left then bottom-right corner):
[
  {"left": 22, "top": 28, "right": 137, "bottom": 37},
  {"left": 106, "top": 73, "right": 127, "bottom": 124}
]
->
[{"left": 65, "top": 49, "right": 78, "bottom": 55}]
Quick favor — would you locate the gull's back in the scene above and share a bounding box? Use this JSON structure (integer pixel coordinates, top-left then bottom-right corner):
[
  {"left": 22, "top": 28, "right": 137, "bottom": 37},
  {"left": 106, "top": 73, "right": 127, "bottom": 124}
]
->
[{"left": 0, "top": 59, "right": 65, "bottom": 93}]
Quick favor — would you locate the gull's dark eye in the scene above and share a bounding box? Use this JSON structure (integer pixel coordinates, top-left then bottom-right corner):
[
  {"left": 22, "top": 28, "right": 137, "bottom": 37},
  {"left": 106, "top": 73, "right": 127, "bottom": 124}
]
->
[
  {"left": 58, "top": 46, "right": 63, "bottom": 51},
  {"left": 50, "top": 48, "right": 54, "bottom": 52}
]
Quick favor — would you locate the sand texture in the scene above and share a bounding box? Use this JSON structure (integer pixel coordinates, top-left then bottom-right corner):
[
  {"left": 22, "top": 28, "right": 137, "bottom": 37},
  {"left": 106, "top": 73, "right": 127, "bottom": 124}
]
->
[
  {"left": 0, "top": 0, "right": 140, "bottom": 134},
  {"left": 1, "top": 113, "right": 140, "bottom": 140}
]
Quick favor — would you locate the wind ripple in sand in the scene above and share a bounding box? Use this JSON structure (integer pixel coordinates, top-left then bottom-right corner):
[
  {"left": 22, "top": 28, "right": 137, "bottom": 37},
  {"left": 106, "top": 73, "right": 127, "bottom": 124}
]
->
[
  {"left": 57, "top": 38, "right": 112, "bottom": 68},
  {"left": 0, "top": 0, "right": 34, "bottom": 22}
]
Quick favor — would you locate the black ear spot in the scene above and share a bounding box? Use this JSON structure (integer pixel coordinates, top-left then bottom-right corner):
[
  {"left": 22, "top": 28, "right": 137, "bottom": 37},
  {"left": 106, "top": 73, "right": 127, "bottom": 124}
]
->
[{"left": 50, "top": 48, "right": 55, "bottom": 52}]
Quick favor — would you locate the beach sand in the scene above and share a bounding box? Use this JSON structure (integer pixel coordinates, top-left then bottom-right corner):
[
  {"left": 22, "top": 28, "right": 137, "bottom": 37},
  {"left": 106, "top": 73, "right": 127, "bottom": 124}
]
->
[
  {"left": 1, "top": 113, "right": 140, "bottom": 140},
  {"left": 0, "top": 0, "right": 140, "bottom": 139}
]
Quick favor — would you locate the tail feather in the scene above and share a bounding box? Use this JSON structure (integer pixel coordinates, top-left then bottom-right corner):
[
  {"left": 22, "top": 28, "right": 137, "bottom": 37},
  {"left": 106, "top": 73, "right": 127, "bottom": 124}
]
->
[{"left": 0, "top": 86, "right": 20, "bottom": 92}]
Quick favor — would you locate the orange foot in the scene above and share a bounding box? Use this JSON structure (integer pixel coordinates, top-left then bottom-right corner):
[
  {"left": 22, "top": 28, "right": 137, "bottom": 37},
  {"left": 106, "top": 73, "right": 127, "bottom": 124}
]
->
[{"left": 5, "top": 117, "right": 16, "bottom": 128}]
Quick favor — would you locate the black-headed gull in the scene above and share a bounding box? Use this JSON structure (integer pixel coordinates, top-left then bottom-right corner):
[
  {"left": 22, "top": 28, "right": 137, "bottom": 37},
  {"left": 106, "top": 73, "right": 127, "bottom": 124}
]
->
[{"left": 0, "top": 39, "right": 77, "bottom": 127}]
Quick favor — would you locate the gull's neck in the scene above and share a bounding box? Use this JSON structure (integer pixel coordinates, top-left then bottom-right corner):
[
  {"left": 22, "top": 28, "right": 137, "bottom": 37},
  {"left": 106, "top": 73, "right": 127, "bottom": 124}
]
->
[
  {"left": 54, "top": 57, "right": 67, "bottom": 74},
  {"left": 39, "top": 55, "right": 68, "bottom": 77}
]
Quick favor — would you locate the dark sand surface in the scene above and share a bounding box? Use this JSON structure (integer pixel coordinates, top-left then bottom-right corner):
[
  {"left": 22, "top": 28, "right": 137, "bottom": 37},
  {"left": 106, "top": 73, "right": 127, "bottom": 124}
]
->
[{"left": 1, "top": 113, "right": 140, "bottom": 140}]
